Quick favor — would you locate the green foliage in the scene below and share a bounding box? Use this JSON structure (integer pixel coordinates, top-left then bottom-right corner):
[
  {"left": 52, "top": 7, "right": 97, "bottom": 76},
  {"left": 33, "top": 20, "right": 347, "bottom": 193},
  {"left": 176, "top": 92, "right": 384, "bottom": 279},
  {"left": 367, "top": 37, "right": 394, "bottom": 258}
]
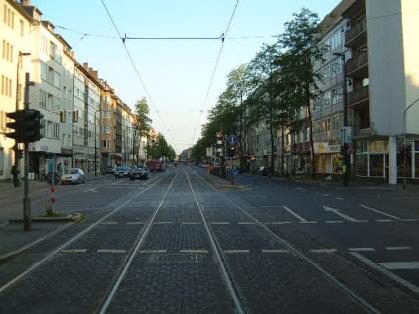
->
[
  {"left": 147, "top": 133, "right": 176, "bottom": 161},
  {"left": 134, "top": 97, "right": 152, "bottom": 139}
]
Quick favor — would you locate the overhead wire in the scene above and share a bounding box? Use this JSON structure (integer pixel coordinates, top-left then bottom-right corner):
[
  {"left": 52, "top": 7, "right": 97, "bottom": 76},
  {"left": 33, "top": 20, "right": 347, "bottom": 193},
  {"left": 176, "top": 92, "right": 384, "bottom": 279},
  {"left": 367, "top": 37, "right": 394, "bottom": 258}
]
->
[
  {"left": 192, "top": 0, "right": 240, "bottom": 143},
  {"left": 99, "top": 0, "right": 175, "bottom": 143}
]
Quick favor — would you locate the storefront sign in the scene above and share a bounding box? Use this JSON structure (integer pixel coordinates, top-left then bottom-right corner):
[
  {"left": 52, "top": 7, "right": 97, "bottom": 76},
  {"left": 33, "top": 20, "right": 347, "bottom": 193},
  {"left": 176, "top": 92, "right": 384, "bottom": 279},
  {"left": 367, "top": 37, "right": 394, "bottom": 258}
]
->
[{"left": 314, "top": 142, "right": 341, "bottom": 154}]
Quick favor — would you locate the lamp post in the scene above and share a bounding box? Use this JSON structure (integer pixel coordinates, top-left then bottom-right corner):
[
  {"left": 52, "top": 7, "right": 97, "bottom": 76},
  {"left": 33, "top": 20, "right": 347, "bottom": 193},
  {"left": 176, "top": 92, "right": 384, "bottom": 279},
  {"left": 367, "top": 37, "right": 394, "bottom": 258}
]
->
[
  {"left": 94, "top": 108, "right": 100, "bottom": 176},
  {"left": 333, "top": 51, "right": 350, "bottom": 186},
  {"left": 402, "top": 96, "right": 419, "bottom": 189}
]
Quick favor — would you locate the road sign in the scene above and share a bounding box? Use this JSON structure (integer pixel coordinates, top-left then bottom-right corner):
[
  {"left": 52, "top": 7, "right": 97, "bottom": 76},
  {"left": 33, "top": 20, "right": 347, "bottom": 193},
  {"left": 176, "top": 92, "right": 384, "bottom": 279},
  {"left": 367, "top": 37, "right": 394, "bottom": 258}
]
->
[{"left": 227, "top": 135, "right": 238, "bottom": 145}]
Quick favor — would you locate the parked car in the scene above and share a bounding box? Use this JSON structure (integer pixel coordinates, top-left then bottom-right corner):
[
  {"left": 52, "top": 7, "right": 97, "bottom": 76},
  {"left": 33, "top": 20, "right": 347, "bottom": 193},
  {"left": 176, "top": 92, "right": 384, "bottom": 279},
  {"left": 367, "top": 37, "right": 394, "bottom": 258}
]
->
[
  {"left": 114, "top": 166, "right": 130, "bottom": 178},
  {"left": 147, "top": 160, "right": 166, "bottom": 172},
  {"left": 104, "top": 166, "right": 116, "bottom": 174},
  {"left": 129, "top": 166, "right": 149, "bottom": 180},
  {"left": 61, "top": 168, "right": 85, "bottom": 185}
]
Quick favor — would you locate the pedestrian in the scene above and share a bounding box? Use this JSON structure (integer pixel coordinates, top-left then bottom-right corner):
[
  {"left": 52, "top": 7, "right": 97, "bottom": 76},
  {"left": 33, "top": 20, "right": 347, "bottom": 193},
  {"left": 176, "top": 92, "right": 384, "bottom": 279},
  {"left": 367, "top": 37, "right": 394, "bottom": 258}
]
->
[{"left": 11, "top": 164, "right": 20, "bottom": 187}]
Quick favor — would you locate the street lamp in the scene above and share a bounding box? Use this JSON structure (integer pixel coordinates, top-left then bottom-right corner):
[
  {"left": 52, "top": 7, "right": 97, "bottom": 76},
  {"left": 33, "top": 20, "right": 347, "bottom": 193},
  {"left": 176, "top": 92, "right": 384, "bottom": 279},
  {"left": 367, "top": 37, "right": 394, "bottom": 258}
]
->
[
  {"left": 402, "top": 96, "right": 419, "bottom": 189},
  {"left": 333, "top": 51, "right": 350, "bottom": 186},
  {"left": 94, "top": 108, "right": 101, "bottom": 176}
]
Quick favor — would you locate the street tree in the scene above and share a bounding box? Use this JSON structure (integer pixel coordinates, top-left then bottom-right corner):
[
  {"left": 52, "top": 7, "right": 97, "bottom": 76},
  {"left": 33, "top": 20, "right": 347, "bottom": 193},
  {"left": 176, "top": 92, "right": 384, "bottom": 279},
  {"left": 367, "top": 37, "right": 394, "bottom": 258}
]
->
[{"left": 134, "top": 97, "right": 152, "bottom": 163}]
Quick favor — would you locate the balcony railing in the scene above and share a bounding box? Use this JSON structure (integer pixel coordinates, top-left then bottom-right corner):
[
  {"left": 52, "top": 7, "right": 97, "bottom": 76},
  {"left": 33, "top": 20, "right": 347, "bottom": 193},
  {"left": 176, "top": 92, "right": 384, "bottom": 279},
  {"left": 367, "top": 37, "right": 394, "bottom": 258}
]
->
[
  {"left": 345, "top": 18, "right": 367, "bottom": 45},
  {"left": 346, "top": 50, "right": 368, "bottom": 75},
  {"left": 347, "top": 86, "right": 369, "bottom": 107}
]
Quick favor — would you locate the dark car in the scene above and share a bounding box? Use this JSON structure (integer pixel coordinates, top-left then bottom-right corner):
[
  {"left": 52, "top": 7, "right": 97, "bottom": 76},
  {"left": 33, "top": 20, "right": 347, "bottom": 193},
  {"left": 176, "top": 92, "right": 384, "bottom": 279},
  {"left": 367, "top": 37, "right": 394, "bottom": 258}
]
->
[
  {"left": 114, "top": 166, "right": 130, "bottom": 178},
  {"left": 104, "top": 166, "right": 116, "bottom": 174},
  {"left": 129, "top": 166, "right": 149, "bottom": 180}
]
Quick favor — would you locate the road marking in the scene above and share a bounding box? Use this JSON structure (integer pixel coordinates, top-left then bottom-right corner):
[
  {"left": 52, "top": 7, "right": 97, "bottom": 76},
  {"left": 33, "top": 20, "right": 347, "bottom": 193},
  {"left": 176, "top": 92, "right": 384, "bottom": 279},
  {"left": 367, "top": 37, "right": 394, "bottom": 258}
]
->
[
  {"left": 325, "top": 220, "right": 344, "bottom": 224},
  {"left": 385, "top": 246, "right": 412, "bottom": 251},
  {"left": 351, "top": 252, "right": 419, "bottom": 296},
  {"left": 359, "top": 204, "right": 402, "bottom": 221},
  {"left": 352, "top": 220, "right": 369, "bottom": 223},
  {"left": 310, "top": 249, "right": 337, "bottom": 254},
  {"left": 348, "top": 248, "right": 376, "bottom": 252},
  {"left": 182, "top": 222, "right": 201, "bottom": 225},
  {"left": 83, "top": 187, "right": 98, "bottom": 193},
  {"left": 237, "top": 222, "right": 255, "bottom": 225},
  {"left": 180, "top": 249, "right": 209, "bottom": 254},
  {"left": 223, "top": 250, "right": 250, "bottom": 254},
  {"left": 139, "top": 250, "right": 167, "bottom": 254},
  {"left": 61, "top": 249, "right": 87, "bottom": 253},
  {"left": 379, "top": 261, "right": 419, "bottom": 270},
  {"left": 322, "top": 194, "right": 329, "bottom": 197},
  {"left": 282, "top": 206, "right": 307, "bottom": 222},
  {"left": 210, "top": 222, "right": 230, "bottom": 225},
  {"left": 99, "top": 221, "right": 119, "bottom": 225},
  {"left": 299, "top": 221, "right": 318, "bottom": 224},
  {"left": 297, "top": 187, "right": 307, "bottom": 192},
  {"left": 0, "top": 221, "right": 9, "bottom": 228},
  {"left": 375, "top": 219, "right": 393, "bottom": 223},
  {"left": 97, "top": 249, "right": 127, "bottom": 254},
  {"left": 262, "top": 249, "right": 289, "bottom": 253},
  {"left": 323, "top": 205, "right": 359, "bottom": 222},
  {"left": 154, "top": 221, "right": 173, "bottom": 224},
  {"left": 126, "top": 221, "right": 145, "bottom": 225},
  {"left": 337, "top": 197, "right": 344, "bottom": 200},
  {"left": 400, "top": 219, "right": 418, "bottom": 222},
  {"left": 271, "top": 221, "right": 292, "bottom": 225}
]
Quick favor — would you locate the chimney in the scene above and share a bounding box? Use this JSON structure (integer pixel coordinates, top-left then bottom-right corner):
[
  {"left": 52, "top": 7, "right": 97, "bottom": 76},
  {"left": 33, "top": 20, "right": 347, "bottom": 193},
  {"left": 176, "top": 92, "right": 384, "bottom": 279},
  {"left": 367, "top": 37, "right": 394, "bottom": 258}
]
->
[
  {"left": 92, "top": 70, "right": 98, "bottom": 80},
  {"left": 21, "top": 0, "right": 31, "bottom": 5},
  {"left": 83, "top": 62, "right": 88, "bottom": 70},
  {"left": 88, "top": 67, "right": 93, "bottom": 75}
]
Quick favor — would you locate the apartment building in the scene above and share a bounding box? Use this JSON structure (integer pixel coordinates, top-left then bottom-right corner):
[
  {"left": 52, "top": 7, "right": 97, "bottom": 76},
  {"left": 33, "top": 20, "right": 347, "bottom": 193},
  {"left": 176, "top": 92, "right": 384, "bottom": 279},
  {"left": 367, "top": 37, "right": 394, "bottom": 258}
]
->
[
  {"left": 312, "top": 0, "right": 354, "bottom": 177},
  {"left": 342, "top": 0, "right": 419, "bottom": 183},
  {"left": 0, "top": 0, "right": 32, "bottom": 181},
  {"left": 72, "top": 62, "right": 102, "bottom": 174}
]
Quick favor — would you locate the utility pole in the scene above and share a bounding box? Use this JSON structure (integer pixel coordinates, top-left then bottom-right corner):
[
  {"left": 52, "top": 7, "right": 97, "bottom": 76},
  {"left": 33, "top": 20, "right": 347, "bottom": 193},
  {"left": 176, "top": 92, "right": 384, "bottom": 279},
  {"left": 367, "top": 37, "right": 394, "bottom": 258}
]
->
[
  {"left": 94, "top": 109, "right": 100, "bottom": 176},
  {"left": 402, "top": 96, "right": 419, "bottom": 189}
]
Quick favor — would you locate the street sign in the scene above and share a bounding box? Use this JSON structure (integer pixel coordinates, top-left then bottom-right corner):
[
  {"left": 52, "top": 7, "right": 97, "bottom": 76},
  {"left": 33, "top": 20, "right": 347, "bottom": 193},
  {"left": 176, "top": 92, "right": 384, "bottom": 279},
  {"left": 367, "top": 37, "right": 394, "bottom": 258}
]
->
[{"left": 227, "top": 135, "right": 238, "bottom": 145}]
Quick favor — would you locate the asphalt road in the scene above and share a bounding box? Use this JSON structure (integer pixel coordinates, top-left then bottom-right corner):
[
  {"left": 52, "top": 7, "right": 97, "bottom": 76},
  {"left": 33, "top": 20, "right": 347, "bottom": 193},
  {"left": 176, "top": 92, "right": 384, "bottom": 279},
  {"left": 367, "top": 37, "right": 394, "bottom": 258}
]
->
[{"left": 1, "top": 167, "right": 419, "bottom": 313}]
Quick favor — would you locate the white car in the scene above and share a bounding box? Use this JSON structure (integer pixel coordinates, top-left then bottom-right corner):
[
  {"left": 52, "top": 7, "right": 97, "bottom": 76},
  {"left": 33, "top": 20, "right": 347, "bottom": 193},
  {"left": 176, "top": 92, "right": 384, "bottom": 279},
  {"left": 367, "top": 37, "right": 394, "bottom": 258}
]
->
[{"left": 61, "top": 168, "right": 85, "bottom": 185}]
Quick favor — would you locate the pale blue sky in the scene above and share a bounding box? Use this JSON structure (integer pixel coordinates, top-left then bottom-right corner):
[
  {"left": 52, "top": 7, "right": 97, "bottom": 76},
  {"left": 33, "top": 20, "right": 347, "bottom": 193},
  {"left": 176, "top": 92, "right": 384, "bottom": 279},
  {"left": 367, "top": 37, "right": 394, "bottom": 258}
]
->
[{"left": 32, "top": 0, "right": 340, "bottom": 153}]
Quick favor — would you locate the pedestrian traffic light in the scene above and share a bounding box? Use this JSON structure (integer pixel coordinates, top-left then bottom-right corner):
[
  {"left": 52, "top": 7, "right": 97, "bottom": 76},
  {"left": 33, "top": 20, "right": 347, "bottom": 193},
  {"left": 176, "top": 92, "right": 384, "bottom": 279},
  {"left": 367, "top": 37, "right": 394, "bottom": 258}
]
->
[{"left": 6, "top": 109, "right": 44, "bottom": 143}]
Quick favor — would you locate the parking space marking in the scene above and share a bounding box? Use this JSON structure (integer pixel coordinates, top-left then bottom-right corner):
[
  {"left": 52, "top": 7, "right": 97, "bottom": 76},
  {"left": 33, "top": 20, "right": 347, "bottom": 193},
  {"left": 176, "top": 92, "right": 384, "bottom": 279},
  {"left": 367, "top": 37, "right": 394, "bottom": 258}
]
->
[
  {"left": 97, "top": 249, "right": 127, "bottom": 254},
  {"left": 180, "top": 249, "right": 209, "bottom": 254},
  {"left": 323, "top": 205, "right": 360, "bottom": 222},
  {"left": 351, "top": 252, "right": 419, "bottom": 296},
  {"left": 83, "top": 187, "right": 98, "bottom": 193},
  {"left": 337, "top": 197, "right": 344, "bottom": 200},
  {"left": 400, "top": 219, "right": 418, "bottom": 222},
  {"left": 61, "top": 249, "right": 87, "bottom": 253},
  {"left": 237, "top": 222, "right": 255, "bottom": 225},
  {"left": 375, "top": 219, "right": 393, "bottom": 223},
  {"left": 153, "top": 221, "right": 173, "bottom": 224},
  {"left": 325, "top": 220, "right": 344, "bottom": 224},
  {"left": 139, "top": 250, "right": 167, "bottom": 254},
  {"left": 282, "top": 205, "right": 307, "bottom": 222},
  {"left": 310, "top": 249, "right": 337, "bottom": 254},
  {"left": 223, "top": 250, "right": 250, "bottom": 254},
  {"left": 299, "top": 221, "right": 318, "bottom": 224},
  {"left": 182, "top": 222, "right": 201, "bottom": 225},
  {"left": 271, "top": 221, "right": 292, "bottom": 225},
  {"left": 99, "top": 222, "right": 119, "bottom": 225},
  {"left": 262, "top": 249, "right": 290, "bottom": 253},
  {"left": 349, "top": 248, "right": 376, "bottom": 252},
  {"left": 385, "top": 246, "right": 412, "bottom": 251},
  {"left": 359, "top": 204, "right": 402, "bottom": 221},
  {"left": 379, "top": 261, "right": 419, "bottom": 270},
  {"left": 210, "top": 222, "right": 230, "bottom": 225},
  {"left": 126, "top": 222, "right": 145, "bottom": 225}
]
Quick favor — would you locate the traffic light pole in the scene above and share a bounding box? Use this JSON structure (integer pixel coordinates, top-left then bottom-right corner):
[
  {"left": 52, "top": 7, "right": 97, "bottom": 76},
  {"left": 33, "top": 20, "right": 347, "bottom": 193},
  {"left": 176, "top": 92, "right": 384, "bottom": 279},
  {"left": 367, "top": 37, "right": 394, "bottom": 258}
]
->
[{"left": 23, "top": 73, "right": 31, "bottom": 231}]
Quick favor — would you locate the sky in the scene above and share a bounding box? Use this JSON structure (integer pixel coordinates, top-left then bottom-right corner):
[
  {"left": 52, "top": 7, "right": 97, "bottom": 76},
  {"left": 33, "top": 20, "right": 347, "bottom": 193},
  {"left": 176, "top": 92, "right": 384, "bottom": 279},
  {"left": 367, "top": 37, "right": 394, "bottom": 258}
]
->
[{"left": 32, "top": 0, "right": 340, "bottom": 154}]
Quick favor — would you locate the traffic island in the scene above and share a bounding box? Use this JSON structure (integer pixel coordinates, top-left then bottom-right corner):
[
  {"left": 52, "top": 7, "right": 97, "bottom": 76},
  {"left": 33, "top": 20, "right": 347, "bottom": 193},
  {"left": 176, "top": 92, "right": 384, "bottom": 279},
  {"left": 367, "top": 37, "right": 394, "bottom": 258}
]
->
[
  {"left": 205, "top": 174, "right": 252, "bottom": 191},
  {"left": 8, "top": 212, "right": 83, "bottom": 223}
]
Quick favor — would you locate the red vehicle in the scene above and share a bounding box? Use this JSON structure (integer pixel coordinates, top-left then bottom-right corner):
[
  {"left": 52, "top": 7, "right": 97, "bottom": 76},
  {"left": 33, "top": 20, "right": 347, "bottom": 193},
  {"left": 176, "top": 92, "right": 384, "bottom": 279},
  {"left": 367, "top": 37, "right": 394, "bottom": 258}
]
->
[{"left": 147, "top": 160, "right": 166, "bottom": 172}]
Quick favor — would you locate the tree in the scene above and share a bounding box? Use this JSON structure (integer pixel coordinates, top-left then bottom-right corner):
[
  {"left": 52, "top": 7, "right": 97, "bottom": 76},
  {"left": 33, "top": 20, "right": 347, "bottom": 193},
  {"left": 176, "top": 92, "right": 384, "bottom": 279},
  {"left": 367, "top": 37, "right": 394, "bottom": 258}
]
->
[
  {"left": 147, "top": 133, "right": 176, "bottom": 161},
  {"left": 134, "top": 97, "right": 152, "bottom": 163},
  {"left": 279, "top": 8, "right": 324, "bottom": 179}
]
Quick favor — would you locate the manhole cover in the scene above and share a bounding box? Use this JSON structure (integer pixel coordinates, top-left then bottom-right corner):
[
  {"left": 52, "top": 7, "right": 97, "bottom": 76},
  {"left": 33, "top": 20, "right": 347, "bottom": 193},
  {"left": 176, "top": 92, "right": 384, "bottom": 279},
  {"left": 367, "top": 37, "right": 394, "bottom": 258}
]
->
[{"left": 148, "top": 253, "right": 200, "bottom": 264}]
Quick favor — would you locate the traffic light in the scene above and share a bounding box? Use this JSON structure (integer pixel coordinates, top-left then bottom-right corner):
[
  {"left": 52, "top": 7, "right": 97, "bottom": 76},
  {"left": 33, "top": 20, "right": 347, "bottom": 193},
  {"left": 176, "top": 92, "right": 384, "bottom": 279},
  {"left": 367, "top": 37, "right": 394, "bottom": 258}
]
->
[
  {"left": 16, "top": 149, "right": 23, "bottom": 159},
  {"left": 6, "top": 109, "right": 44, "bottom": 143}
]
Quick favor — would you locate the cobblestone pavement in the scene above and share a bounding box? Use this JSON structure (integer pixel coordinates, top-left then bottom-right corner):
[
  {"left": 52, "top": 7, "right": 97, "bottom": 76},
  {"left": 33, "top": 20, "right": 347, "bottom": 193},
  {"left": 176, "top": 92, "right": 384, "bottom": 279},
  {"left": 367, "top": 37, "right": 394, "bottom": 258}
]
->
[{"left": 1, "top": 167, "right": 419, "bottom": 313}]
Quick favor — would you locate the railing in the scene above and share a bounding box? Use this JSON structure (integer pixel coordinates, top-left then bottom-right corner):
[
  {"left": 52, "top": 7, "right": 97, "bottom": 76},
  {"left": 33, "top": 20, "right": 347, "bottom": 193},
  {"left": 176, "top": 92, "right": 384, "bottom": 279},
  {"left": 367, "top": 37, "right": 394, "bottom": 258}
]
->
[
  {"left": 345, "top": 18, "right": 367, "bottom": 44},
  {"left": 347, "top": 50, "right": 368, "bottom": 74},
  {"left": 347, "top": 86, "right": 369, "bottom": 107}
]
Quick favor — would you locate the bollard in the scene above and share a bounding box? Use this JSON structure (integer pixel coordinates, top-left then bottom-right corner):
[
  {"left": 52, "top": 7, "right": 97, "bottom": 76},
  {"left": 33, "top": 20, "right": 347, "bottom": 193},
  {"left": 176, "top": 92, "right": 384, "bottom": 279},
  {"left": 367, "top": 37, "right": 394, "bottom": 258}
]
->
[{"left": 46, "top": 185, "right": 56, "bottom": 216}]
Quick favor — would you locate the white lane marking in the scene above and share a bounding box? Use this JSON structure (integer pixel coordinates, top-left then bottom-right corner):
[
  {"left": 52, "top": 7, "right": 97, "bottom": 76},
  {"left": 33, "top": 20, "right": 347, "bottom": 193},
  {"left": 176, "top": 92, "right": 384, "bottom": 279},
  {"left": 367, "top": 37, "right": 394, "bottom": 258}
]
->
[
  {"left": 297, "top": 187, "right": 307, "bottom": 192},
  {"left": 322, "top": 194, "right": 329, "bottom": 197},
  {"left": 237, "top": 222, "right": 255, "bottom": 225},
  {"left": 182, "top": 222, "right": 201, "bottom": 225},
  {"left": 0, "top": 221, "right": 9, "bottom": 228},
  {"left": 385, "top": 246, "right": 412, "bottom": 251},
  {"left": 61, "top": 249, "right": 87, "bottom": 253},
  {"left": 325, "top": 220, "right": 344, "bottom": 224},
  {"left": 299, "top": 221, "right": 318, "bottom": 224},
  {"left": 310, "top": 249, "right": 337, "bottom": 254},
  {"left": 400, "top": 219, "right": 418, "bottom": 222},
  {"left": 99, "top": 222, "right": 118, "bottom": 225},
  {"left": 375, "top": 219, "right": 393, "bottom": 223},
  {"left": 282, "top": 206, "right": 307, "bottom": 222},
  {"left": 271, "top": 221, "right": 292, "bottom": 225},
  {"left": 348, "top": 248, "right": 376, "bottom": 252},
  {"left": 223, "top": 250, "right": 250, "bottom": 254},
  {"left": 180, "top": 249, "right": 209, "bottom": 254},
  {"left": 379, "top": 262, "right": 419, "bottom": 270},
  {"left": 351, "top": 252, "right": 419, "bottom": 296},
  {"left": 210, "top": 222, "right": 230, "bottom": 225},
  {"left": 353, "top": 220, "right": 369, "bottom": 223},
  {"left": 262, "top": 249, "right": 289, "bottom": 253},
  {"left": 337, "top": 197, "right": 344, "bottom": 200},
  {"left": 126, "top": 222, "right": 145, "bottom": 225},
  {"left": 154, "top": 221, "right": 173, "bottom": 224},
  {"left": 97, "top": 249, "right": 127, "bottom": 254},
  {"left": 139, "top": 250, "right": 167, "bottom": 254},
  {"left": 323, "top": 205, "right": 359, "bottom": 222},
  {"left": 83, "top": 187, "right": 98, "bottom": 193},
  {"left": 359, "top": 204, "right": 402, "bottom": 221}
]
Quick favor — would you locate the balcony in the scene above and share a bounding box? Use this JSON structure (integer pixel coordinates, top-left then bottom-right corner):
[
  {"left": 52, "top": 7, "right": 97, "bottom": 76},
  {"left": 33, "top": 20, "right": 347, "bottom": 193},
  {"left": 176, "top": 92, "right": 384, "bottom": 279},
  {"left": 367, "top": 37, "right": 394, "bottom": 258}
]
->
[
  {"left": 346, "top": 51, "right": 368, "bottom": 79},
  {"left": 345, "top": 18, "right": 367, "bottom": 48},
  {"left": 347, "top": 86, "right": 369, "bottom": 108}
]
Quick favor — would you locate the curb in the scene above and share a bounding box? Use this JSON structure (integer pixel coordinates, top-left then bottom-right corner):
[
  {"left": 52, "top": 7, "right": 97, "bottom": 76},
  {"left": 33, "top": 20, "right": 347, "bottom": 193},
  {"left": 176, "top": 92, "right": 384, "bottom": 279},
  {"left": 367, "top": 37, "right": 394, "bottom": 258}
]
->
[
  {"left": 8, "top": 213, "right": 82, "bottom": 223},
  {"left": 205, "top": 174, "right": 252, "bottom": 191}
]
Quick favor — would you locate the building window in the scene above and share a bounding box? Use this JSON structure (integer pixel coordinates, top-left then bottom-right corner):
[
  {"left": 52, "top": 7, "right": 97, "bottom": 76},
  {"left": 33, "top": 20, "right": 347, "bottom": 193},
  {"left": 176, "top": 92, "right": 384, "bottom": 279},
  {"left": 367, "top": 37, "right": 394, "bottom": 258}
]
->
[
  {"left": 39, "top": 90, "right": 47, "bottom": 108},
  {"left": 41, "top": 62, "right": 48, "bottom": 81},
  {"left": 19, "top": 19, "right": 24, "bottom": 36}
]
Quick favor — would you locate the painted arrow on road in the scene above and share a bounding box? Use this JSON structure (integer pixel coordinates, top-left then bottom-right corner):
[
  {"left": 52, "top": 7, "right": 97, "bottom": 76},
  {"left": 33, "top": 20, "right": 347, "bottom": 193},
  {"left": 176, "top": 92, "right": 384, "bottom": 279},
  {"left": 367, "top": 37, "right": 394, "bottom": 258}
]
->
[{"left": 323, "top": 205, "right": 360, "bottom": 222}]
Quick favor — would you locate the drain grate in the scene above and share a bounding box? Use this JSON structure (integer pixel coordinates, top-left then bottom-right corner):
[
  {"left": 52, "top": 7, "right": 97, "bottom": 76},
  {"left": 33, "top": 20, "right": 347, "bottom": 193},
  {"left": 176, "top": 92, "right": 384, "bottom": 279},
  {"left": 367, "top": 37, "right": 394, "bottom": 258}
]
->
[{"left": 148, "top": 253, "right": 200, "bottom": 264}]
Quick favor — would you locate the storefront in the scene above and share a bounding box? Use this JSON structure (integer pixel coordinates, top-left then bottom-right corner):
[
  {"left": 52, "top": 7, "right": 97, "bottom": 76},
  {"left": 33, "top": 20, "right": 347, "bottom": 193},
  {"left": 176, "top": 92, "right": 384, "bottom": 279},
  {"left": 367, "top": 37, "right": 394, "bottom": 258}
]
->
[{"left": 314, "top": 142, "right": 342, "bottom": 175}]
